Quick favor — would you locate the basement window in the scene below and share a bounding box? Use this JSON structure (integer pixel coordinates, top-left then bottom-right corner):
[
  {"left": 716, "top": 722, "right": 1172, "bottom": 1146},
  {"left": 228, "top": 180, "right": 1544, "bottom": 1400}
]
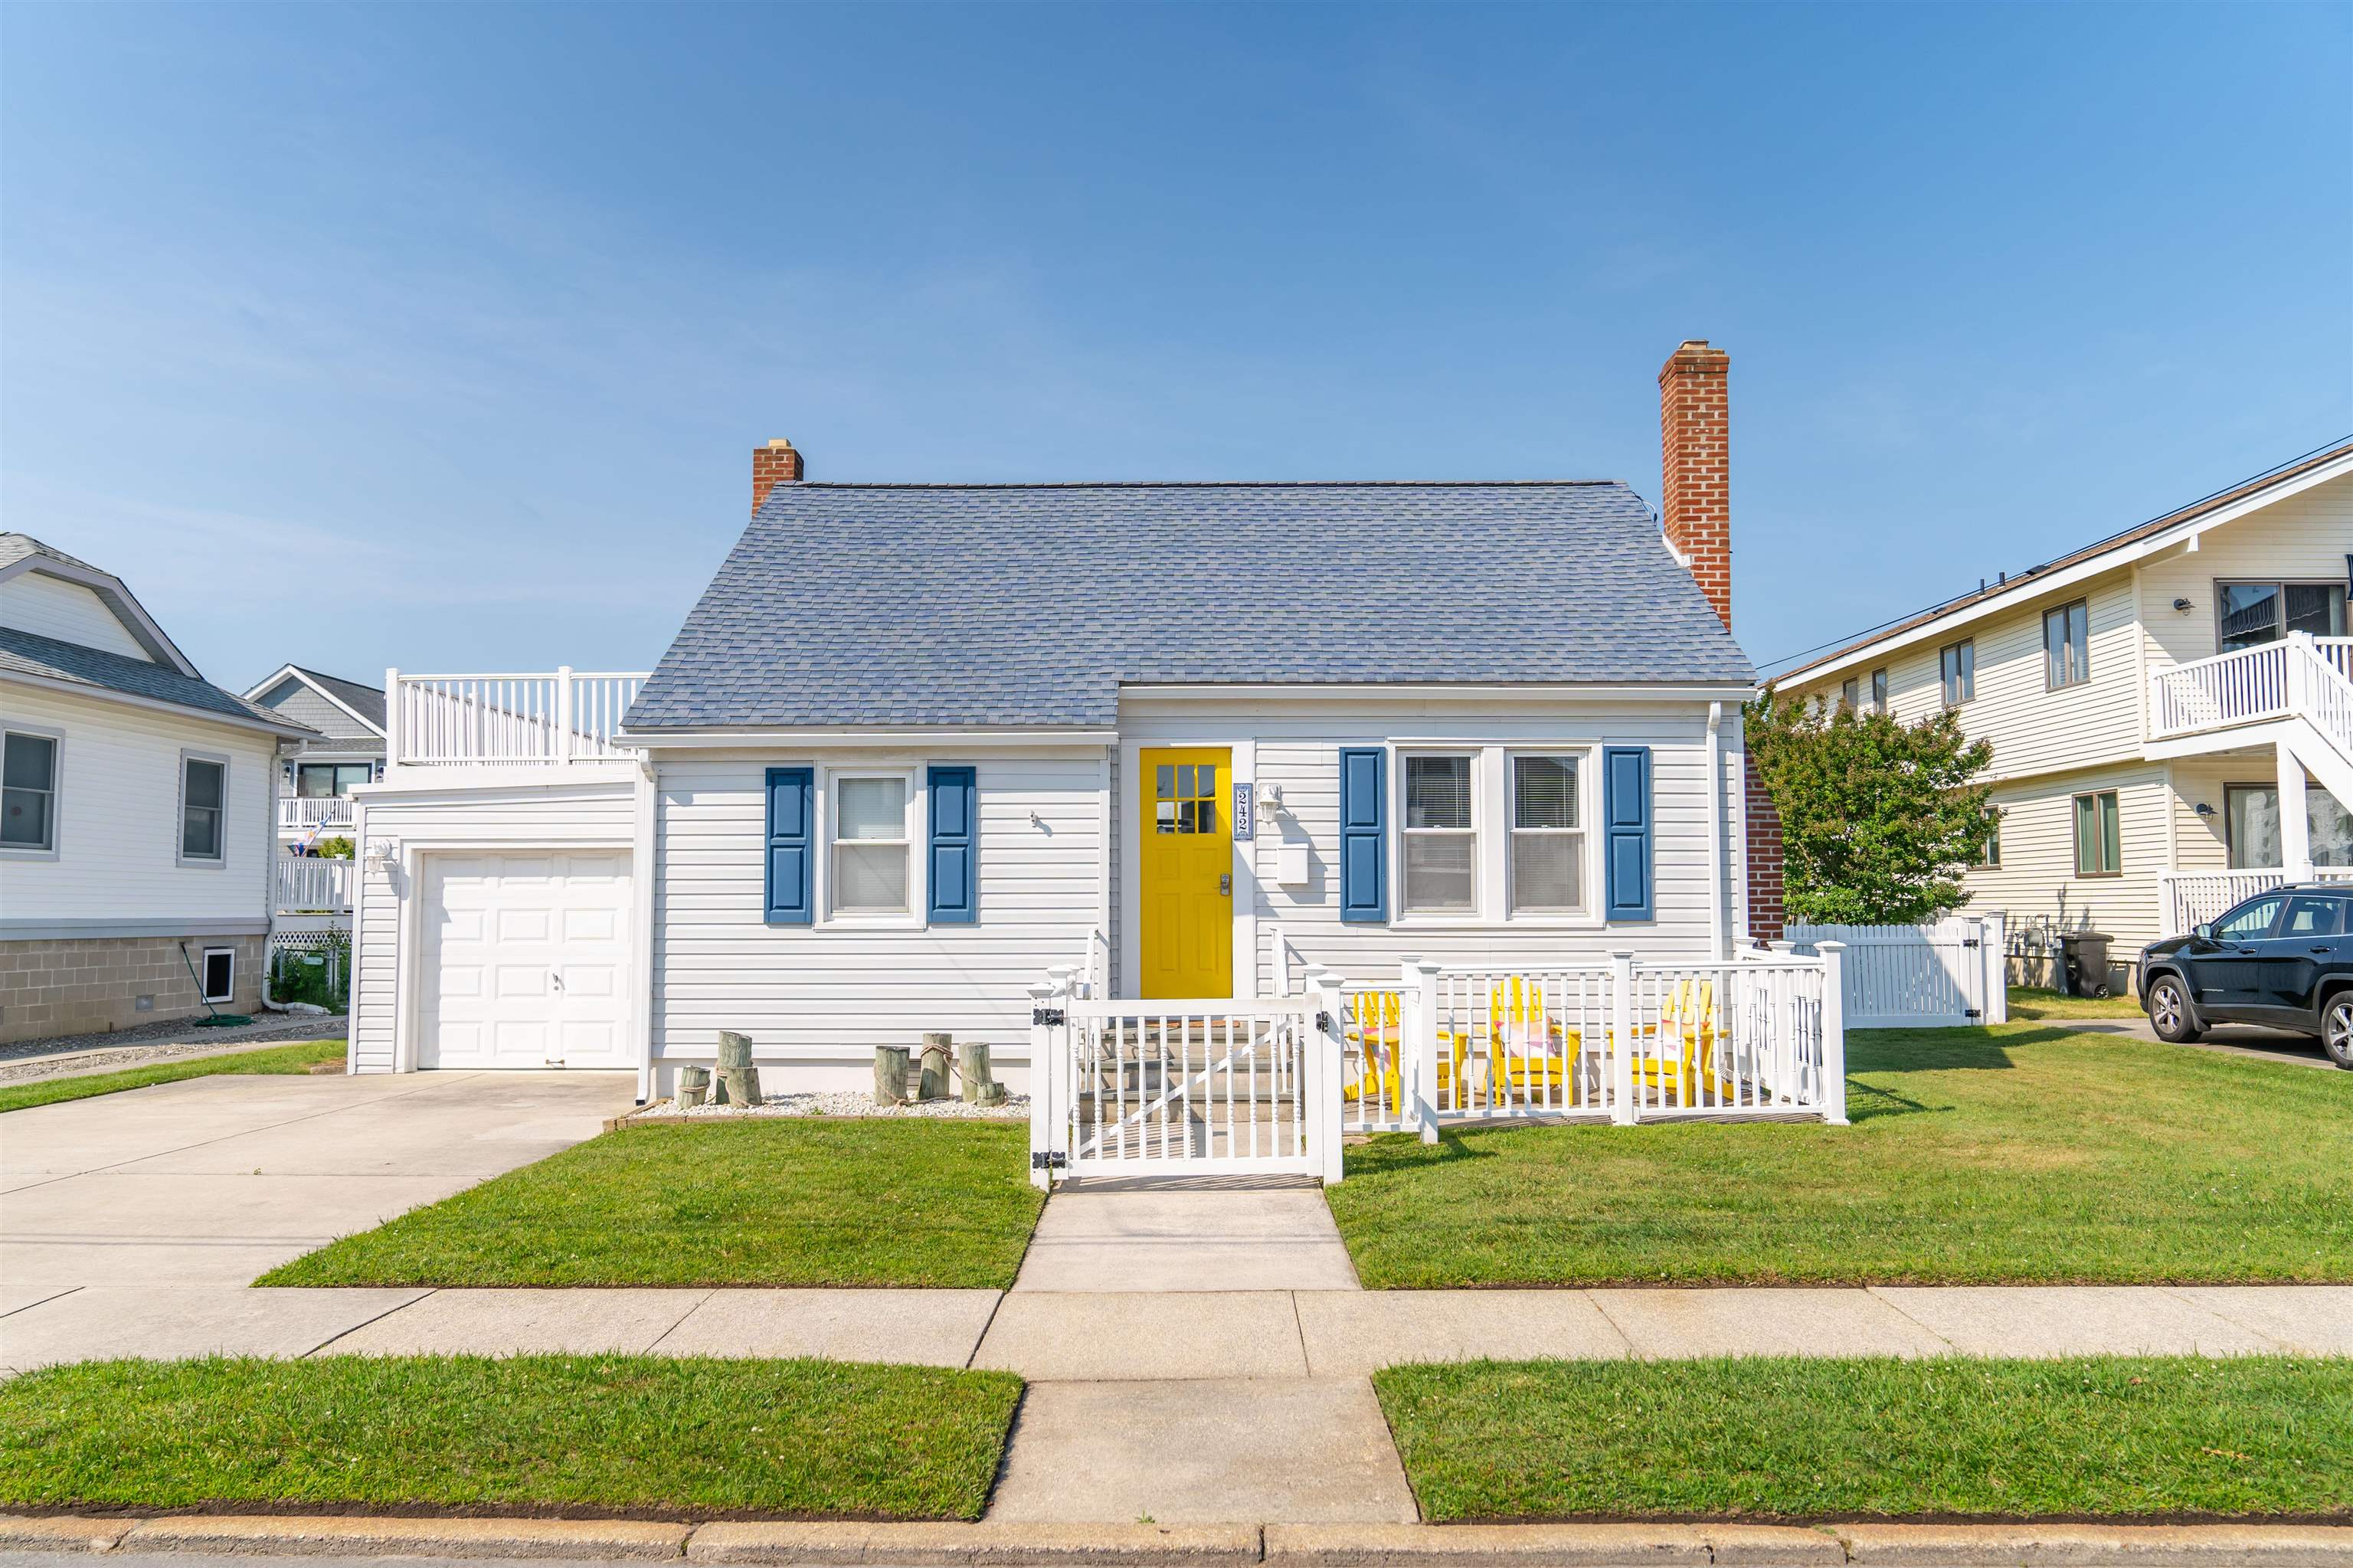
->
[{"left": 201, "top": 948, "right": 235, "bottom": 1004}]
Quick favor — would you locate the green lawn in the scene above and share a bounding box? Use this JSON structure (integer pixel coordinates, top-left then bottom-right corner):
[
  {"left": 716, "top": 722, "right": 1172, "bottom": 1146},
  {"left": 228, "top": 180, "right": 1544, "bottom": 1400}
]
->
[
  {"left": 1327, "top": 1024, "right": 2353, "bottom": 1286},
  {"left": 258, "top": 1119, "right": 1045, "bottom": 1289},
  {"left": 1377, "top": 1355, "right": 2353, "bottom": 1522},
  {"left": 0, "top": 1038, "right": 346, "bottom": 1115},
  {"left": 2008, "top": 985, "right": 2145, "bottom": 1020},
  {"left": 0, "top": 1355, "right": 1020, "bottom": 1520}
]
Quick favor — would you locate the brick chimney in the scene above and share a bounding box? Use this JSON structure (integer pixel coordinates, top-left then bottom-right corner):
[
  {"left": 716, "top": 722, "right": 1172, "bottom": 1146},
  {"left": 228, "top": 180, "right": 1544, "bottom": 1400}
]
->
[
  {"left": 1658, "top": 340, "right": 1731, "bottom": 629},
  {"left": 752, "top": 438, "right": 803, "bottom": 515}
]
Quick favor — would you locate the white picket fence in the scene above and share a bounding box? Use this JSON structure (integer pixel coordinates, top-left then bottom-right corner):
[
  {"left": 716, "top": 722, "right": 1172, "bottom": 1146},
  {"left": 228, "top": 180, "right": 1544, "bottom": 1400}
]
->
[
  {"left": 1782, "top": 915, "right": 2007, "bottom": 1029},
  {"left": 1026, "top": 945, "right": 1849, "bottom": 1188}
]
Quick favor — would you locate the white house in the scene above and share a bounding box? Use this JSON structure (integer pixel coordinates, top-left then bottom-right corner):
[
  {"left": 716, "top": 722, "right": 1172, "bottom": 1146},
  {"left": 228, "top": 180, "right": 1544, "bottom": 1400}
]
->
[
  {"left": 0, "top": 535, "right": 316, "bottom": 1043},
  {"left": 244, "top": 665, "right": 388, "bottom": 846},
  {"left": 1775, "top": 440, "right": 2353, "bottom": 986},
  {"left": 345, "top": 342, "right": 1806, "bottom": 1107}
]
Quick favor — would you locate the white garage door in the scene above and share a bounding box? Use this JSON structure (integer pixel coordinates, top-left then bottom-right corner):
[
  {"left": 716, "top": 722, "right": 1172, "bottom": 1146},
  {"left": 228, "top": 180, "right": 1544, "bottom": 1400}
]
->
[{"left": 421, "top": 850, "right": 633, "bottom": 1069}]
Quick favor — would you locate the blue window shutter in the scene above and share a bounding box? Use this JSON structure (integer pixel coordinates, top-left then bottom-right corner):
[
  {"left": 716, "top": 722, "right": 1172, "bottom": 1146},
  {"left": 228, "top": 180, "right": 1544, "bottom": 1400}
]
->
[
  {"left": 1603, "top": 746, "right": 1654, "bottom": 921},
  {"left": 927, "top": 765, "right": 977, "bottom": 925},
  {"left": 764, "top": 767, "right": 813, "bottom": 925},
  {"left": 1338, "top": 748, "right": 1388, "bottom": 924}
]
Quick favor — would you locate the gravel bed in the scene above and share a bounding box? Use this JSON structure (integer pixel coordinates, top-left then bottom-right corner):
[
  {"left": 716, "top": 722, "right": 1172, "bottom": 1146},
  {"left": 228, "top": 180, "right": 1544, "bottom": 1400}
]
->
[
  {"left": 643, "top": 1089, "right": 1031, "bottom": 1121},
  {"left": 0, "top": 1018, "right": 349, "bottom": 1085}
]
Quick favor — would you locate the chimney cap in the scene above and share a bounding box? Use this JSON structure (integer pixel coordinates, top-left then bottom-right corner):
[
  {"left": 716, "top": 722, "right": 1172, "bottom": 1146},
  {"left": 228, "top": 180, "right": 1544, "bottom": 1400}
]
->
[{"left": 766, "top": 437, "right": 796, "bottom": 450}]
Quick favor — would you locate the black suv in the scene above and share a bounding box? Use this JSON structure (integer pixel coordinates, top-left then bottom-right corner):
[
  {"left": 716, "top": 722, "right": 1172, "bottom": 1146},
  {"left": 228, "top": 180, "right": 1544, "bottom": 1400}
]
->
[{"left": 2139, "top": 884, "right": 2353, "bottom": 1067}]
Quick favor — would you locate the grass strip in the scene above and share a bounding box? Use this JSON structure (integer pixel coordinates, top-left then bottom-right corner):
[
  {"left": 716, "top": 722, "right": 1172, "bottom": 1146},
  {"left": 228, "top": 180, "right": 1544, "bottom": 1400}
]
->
[
  {"left": 2007, "top": 986, "right": 2145, "bottom": 1020},
  {"left": 0, "top": 1039, "right": 346, "bottom": 1115},
  {"left": 1376, "top": 1356, "right": 2353, "bottom": 1522},
  {"left": 0, "top": 1354, "right": 1022, "bottom": 1520},
  {"left": 257, "top": 1118, "right": 1045, "bottom": 1289},
  {"left": 1329, "top": 1024, "right": 2353, "bottom": 1286}
]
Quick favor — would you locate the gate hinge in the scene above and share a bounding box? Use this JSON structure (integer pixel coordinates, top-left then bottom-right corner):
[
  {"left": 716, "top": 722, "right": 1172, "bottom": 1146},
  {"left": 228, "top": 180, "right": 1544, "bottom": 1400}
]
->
[
  {"left": 1315, "top": 1010, "right": 1334, "bottom": 1033},
  {"left": 1962, "top": 938, "right": 1982, "bottom": 948},
  {"left": 1964, "top": 1008, "right": 1983, "bottom": 1020},
  {"left": 1033, "top": 1007, "right": 1066, "bottom": 1027},
  {"left": 1030, "top": 1151, "right": 1067, "bottom": 1170}
]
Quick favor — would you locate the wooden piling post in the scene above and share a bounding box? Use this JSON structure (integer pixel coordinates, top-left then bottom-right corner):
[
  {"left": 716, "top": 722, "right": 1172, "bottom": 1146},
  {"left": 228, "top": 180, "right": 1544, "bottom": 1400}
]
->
[
  {"left": 874, "top": 1046, "right": 912, "bottom": 1106},
  {"left": 717, "top": 1030, "right": 763, "bottom": 1108},
  {"left": 676, "top": 1065, "right": 711, "bottom": 1110},
  {"left": 958, "top": 1041, "right": 1005, "bottom": 1105},
  {"left": 919, "top": 1033, "right": 953, "bottom": 1101}
]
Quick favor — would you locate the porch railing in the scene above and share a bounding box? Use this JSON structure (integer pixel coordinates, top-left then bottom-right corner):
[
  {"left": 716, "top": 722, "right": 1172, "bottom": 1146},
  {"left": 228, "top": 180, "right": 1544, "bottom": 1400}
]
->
[
  {"left": 1339, "top": 951, "right": 1845, "bottom": 1135},
  {"left": 278, "top": 796, "right": 357, "bottom": 831},
  {"left": 2161, "top": 866, "right": 2353, "bottom": 935},
  {"left": 276, "top": 856, "right": 355, "bottom": 914},
  {"left": 385, "top": 667, "right": 648, "bottom": 768}
]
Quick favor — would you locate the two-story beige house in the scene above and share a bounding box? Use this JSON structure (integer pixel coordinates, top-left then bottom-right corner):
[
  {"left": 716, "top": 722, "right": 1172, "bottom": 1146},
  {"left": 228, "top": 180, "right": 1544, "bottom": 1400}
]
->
[{"left": 1775, "top": 440, "right": 2352, "bottom": 989}]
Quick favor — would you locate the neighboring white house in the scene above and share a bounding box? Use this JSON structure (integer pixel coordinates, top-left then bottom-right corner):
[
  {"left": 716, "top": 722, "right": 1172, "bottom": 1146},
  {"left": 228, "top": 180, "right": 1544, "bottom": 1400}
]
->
[
  {"left": 347, "top": 342, "right": 1792, "bottom": 1098},
  {"left": 244, "top": 665, "right": 388, "bottom": 846},
  {"left": 0, "top": 535, "right": 317, "bottom": 1043},
  {"left": 1775, "top": 440, "right": 2353, "bottom": 987}
]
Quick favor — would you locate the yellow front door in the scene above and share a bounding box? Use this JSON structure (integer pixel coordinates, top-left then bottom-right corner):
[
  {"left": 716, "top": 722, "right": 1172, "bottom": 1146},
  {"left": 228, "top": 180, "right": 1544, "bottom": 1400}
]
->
[{"left": 1140, "top": 747, "right": 1233, "bottom": 999}]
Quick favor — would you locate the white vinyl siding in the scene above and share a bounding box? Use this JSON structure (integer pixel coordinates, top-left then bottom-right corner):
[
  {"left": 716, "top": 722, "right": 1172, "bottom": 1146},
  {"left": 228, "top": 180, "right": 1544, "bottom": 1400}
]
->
[
  {"left": 651, "top": 751, "right": 1106, "bottom": 1093},
  {"left": 0, "top": 682, "right": 274, "bottom": 928},
  {"left": 1956, "top": 762, "right": 2174, "bottom": 959},
  {"left": 2138, "top": 472, "right": 2353, "bottom": 671},
  {"left": 347, "top": 778, "right": 639, "bottom": 1075},
  {"left": 0, "top": 571, "right": 152, "bottom": 660},
  {"left": 1111, "top": 701, "right": 1736, "bottom": 997}
]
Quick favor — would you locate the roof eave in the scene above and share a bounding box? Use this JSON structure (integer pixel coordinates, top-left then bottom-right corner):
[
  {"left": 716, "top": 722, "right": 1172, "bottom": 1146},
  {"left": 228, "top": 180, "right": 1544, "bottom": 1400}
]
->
[{"left": 1, "top": 667, "right": 319, "bottom": 740}]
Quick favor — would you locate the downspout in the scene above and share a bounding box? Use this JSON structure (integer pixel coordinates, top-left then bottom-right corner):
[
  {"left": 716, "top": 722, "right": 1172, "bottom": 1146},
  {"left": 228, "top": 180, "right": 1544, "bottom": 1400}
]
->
[
  {"left": 1707, "top": 701, "right": 1727, "bottom": 961},
  {"left": 259, "top": 740, "right": 293, "bottom": 1011}
]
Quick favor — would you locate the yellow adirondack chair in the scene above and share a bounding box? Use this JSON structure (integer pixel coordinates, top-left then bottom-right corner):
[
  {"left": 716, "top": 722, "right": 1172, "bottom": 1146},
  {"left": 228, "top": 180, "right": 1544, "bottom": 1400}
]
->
[
  {"left": 1343, "top": 990, "right": 1469, "bottom": 1114},
  {"left": 1626, "top": 979, "right": 1730, "bottom": 1105},
  {"left": 1487, "top": 976, "right": 1581, "bottom": 1102}
]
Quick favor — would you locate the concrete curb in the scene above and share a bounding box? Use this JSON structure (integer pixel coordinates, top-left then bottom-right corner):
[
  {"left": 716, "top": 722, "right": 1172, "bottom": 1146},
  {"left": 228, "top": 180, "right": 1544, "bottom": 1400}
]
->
[
  {"left": 689, "top": 1521, "right": 1264, "bottom": 1564},
  {"left": 117, "top": 1514, "right": 694, "bottom": 1559},
  {"left": 1, "top": 1514, "right": 2347, "bottom": 1564}
]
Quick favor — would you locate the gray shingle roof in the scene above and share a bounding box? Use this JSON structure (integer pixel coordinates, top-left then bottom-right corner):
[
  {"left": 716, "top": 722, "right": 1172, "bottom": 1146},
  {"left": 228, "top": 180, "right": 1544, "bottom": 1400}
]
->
[
  {"left": 629, "top": 482, "right": 1754, "bottom": 730},
  {"left": 291, "top": 665, "right": 388, "bottom": 730},
  {"left": 0, "top": 533, "right": 104, "bottom": 576},
  {"left": 0, "top": 627, "right": 313, "bottom": 734}
]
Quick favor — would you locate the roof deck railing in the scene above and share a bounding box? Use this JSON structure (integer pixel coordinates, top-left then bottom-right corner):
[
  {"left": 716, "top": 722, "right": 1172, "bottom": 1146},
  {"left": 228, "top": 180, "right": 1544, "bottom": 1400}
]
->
[{"left": 385, "top": 668, "right": 648, "bottom": 769}]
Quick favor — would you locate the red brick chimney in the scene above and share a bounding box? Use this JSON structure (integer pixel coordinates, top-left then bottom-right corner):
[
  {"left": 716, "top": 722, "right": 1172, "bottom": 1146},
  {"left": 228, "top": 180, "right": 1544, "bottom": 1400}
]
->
[
  {"left": 752, "top": 438, "right": 803, "bottom": 515},
  {"left": 1658, "top": 339, "right": 1731, "bottom": 629}
]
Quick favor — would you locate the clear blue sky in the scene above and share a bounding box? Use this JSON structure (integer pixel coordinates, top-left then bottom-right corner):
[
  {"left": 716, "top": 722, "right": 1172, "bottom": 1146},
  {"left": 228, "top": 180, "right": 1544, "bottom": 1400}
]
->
[{"left": 5, "top": 2, "right": 2347, "bottom": 693}]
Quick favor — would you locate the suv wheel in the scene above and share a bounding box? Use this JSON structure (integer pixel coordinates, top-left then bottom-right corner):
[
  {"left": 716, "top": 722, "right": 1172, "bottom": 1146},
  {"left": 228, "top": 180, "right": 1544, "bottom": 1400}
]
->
[
  {"left": 2147, "top": 974, "right": 2204, "bottom": 1043},
  {"left": 2324, "top": 992, "right": 2353, "bottom": 1070}
]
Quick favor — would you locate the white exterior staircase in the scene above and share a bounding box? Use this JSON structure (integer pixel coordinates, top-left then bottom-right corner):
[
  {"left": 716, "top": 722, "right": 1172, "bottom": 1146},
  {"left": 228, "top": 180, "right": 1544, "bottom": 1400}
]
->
[{"left": 2150, "top": 633, "right": 2353, "bottom": 872}]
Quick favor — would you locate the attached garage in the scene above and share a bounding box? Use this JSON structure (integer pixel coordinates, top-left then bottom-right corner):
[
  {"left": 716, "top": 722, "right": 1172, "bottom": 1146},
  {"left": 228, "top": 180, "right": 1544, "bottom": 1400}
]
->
[
  {"left": 345, "top": 771, "right": 649, "bottom": 1080},
  {"left": 419, "top": 850, "right": 633, "bottom": 1069}
]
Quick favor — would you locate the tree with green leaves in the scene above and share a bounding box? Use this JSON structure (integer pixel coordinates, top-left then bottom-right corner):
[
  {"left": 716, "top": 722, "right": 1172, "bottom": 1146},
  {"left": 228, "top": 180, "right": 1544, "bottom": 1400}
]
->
[{"left": 1746, "top": 687, "right": 2001, "bottom": 926}]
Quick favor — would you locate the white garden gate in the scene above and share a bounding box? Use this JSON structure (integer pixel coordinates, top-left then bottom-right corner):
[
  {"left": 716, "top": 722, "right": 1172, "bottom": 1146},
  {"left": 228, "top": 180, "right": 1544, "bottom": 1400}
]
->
[
  {"left": 1782, "top": 914, "right": 2008, "bottom": 1030},
  {"left": 1025, "top": 990, "right": 1343, "bottom": 1186}
]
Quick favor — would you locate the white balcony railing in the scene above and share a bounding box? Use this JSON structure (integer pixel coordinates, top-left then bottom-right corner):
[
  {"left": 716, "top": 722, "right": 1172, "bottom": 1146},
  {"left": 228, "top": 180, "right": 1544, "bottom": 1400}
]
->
[
  {"left": 387, "top": 667, "right": 648, "bottom": 769},
  {"left": 276, "top": 856, "right": 355, "bottom": 914},
  {"left": 278, "top": 796, "right": 357, "bottom": 832},
  {"left": 2151, "top": 635, "right": 2353, "bottom": 745}
]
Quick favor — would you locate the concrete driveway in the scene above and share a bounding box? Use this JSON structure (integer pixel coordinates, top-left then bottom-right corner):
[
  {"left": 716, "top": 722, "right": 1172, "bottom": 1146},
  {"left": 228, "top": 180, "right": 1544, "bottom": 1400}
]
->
[{"left": 1, "top": 1070, "right": 633, "bottom": 1370}]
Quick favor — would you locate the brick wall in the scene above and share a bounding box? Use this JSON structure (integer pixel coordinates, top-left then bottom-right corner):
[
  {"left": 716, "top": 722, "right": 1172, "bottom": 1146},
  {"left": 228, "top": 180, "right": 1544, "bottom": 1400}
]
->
[
  {"left": 1743, "top": 753, "right": 1786, "bottom": 943},
  {"left": 0, "top": 933, "right": 267, "bottom": 1045},
  {"left": 1658, "top": 339, "right": 1732, "bottom": 629},
  {"left": 751, "top": 438, "right": 803, "bottom": 515}
]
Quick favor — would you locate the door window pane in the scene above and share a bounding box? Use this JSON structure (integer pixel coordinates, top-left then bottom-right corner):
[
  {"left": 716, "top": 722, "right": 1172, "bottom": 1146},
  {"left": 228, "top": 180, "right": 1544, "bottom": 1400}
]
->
[
  {"left": 2279, "top": 896, "right": 2345, "bottom": 938},
  {"left": 2, "top": 732, "right": 57, "bottom": 850},
  {"left": 2215, "top": 895, "right": 2283, "bottom": 941},
  {"left": 182, "top": 758, "right": 224, "bottom": 860}
]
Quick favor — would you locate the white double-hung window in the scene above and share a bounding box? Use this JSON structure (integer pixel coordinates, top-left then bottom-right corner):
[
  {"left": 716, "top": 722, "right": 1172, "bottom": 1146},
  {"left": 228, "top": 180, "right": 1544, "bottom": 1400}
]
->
[
  {"left": 1401, "top": 755, "right": 1475, "bottom": 914},
  {"left": 1507, "top": 754, "right": 1583, "bottom": 915},
  {"left": 830, "top": 774, "right": 911, "bottom": 915}
]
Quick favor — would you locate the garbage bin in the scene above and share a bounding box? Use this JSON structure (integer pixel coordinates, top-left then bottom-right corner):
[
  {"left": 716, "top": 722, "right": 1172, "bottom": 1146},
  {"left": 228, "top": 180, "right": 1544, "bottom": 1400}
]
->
[{"left": 2060, "top": 931, "right": 2114, "bottom": 999}]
